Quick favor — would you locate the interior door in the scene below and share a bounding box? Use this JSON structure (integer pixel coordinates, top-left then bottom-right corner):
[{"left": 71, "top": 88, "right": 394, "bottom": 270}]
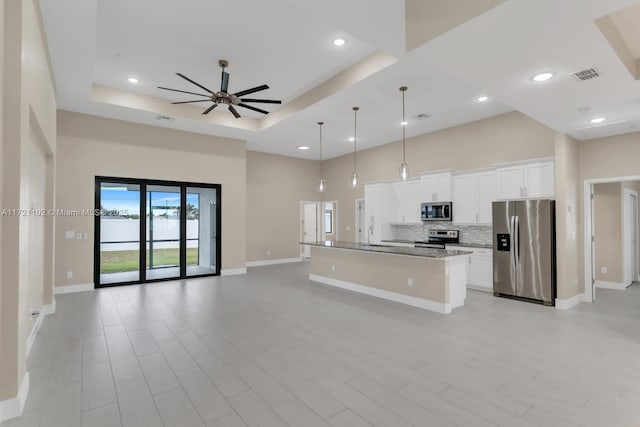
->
[
  {"left": 356, "top": 199, "right": 364, "bottom": 243},
  {"left": 516, "top": 200, "right": 554, "bottom": 303},
  {"left": 302, "top": 203, "right": 318, "bottom": 257},
  {"left": 492, "top": 201, "right": 517, "bottom": 296}
]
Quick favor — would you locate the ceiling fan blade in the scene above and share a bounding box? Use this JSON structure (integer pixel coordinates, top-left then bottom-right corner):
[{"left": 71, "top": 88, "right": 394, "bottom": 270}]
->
[
  {"left": 158, "top": 86, "right": 210, "bottom": 97},
  {"left": 171, "top": 99, "right": 213, "bottom": 104},
  {"left": 202, "top": 103, "right": 218, "bottom": 115},
  {"left": 221, "top": 71, "right": 230, "bottom": 93},
  {"left": 176, "top": 73, "right": 215, "bottom": 94},
  {"left": 240, "top": 98, "right": 282, "bottom": 104},
  {"left": 233, "top": 84, "right": 269, "bottom": 97},
  {"left": 229, "top": 105, "right": 241, "bottom": 119},
  {"left": 238, "top": 103, "right": 269, "bottom": 114}
]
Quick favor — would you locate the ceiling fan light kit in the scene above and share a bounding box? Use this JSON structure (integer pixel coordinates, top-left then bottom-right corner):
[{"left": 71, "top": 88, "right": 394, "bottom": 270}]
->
[{"left": 158, "top": 59, "right": 282, "bottom": 119}]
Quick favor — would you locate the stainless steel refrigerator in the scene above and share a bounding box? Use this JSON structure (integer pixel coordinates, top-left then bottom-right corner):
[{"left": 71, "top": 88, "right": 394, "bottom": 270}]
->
[{"left": 492, "top": 200, "right": 556, "bottom": 305}]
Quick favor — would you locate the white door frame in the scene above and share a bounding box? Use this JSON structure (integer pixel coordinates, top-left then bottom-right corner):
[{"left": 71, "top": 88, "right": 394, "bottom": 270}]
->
[
  {"left": 583, "top": 175, "right": 640, "bottom": 302},
  {"left": 355, "top": 199, "right": 364, "bottom": 243},
  {"left": 300, "top": 201, "right": 321, "bottom": 258},
  {"left": 623, "top": 188, "right": 638, "bottom": 285}
]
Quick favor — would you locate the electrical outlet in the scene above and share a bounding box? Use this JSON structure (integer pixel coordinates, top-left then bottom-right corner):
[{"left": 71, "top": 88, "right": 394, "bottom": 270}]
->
[
  {"left": 66, "top": 271, "right": 73, "bottom": 279},
  {"left": 65, "top": 230, "right": 75, "bottom": 239},
  {"left": 331, "top": 264, "right": 335, "bottom": 272},
  {"left": 407, "top": 277, "right": 413, "bottom": 287},
  {"left": 601, "top": 267, "right": 608, "bottom": 274}
]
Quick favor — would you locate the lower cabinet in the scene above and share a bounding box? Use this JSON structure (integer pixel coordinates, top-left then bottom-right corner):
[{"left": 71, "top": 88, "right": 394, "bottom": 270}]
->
[
  {"left": 448, "top": 246, "right": 493, "bottom": 292},
  {"left": 468, "top": 254, "right": 492, "bottom": 292}
]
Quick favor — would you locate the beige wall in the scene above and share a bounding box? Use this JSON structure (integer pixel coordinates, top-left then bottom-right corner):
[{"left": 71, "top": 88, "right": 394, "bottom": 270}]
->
[
  {"left": 593, "top": 183, "right": 623, "bottom": 283},
  {"left": 1, "top": 0, "right": 57, "bottom": 403},
  {"left": 322, "top": 111, "right": 556, "bottom": 243},
  {"left": 246, "top": 151, "right": 320, "bottom": 262},
  {"left": 579, "top": 132, "right": 640, "bottom": 181},
  {"left": 554, "top": 134, "right": 581, "bottom": 299},
  {"left": 55, "top": 111, "right": 247, "bottom": 286}
]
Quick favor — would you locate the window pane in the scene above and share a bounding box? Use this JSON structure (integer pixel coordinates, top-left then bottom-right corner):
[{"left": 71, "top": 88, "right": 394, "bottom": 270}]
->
[
  {"left": 99, "top": 182, "right": 141, "bottom": 284},
  {"left": 325, "top": 210, "right": 332, "bottom": 234}
]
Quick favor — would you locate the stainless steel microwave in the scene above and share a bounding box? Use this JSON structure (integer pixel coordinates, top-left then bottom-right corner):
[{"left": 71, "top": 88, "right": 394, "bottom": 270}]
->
[{"left": 421, "top": 202, "right": 452, "bottom": 221}]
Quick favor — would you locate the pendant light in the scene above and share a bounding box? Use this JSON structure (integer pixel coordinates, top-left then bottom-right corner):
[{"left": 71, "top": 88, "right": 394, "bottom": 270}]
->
[
  {"left": 317, "top": 121, "right": 326, "bottom": 192},
  {"left": 399, "top": 86, "right": 409, "bottom": 181},
  {"left": 350, "top": 106, "right": 359, "bottom": 188}
]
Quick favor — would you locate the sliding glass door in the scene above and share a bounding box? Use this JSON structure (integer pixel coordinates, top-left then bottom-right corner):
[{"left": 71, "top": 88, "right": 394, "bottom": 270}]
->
[{"left": 95, "top": 177, "right": 221, "bottom": 287}]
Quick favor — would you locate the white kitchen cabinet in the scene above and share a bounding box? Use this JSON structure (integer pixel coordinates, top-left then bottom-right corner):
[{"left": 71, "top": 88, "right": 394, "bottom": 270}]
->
[
  {"left": 496, "top": 160, "right": 554, "bottom": 200},
  {"left": 468, "top": 252, "right": 493, "bottom": 292},
  {"left": 453, "top": 170, "right": 496, "bottom": 224},
  {"left": 391, "top": 180, "right": 422, "bottom": 223},
  {"left": 420, "top": 172, "right": 452, "bottom": 202},
  {"left": 364, "top": 183, "right": 394, "bottom": 244},
  {"left": 447, "top": 246, "right": 493, "bottom": 292}
]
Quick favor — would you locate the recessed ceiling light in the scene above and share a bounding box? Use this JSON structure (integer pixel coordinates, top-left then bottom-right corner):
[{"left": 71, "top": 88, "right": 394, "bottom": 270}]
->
[
  {"left": 476, "top": 95, "right": 490, "bottom": 102},
  {"left": 348, "top": 137, "right": 355, "bottom": 142},
  {"left": 127, "top": 77, "right": 139, "bottom": 84},
  {"left": 589, "top": 117, "right": 606, "bottom": 124},
  {"left": 401, "top": 121, "right": 408, "bottom": 126},
  {"left": 332, "top": 38, "right": 346, "bottom": 47},
  {"left": 531, "top": 72, "right": 555, "bottom": 82},
  {"left": 297, "top": 146, "right": 310, "bottom": 150}
]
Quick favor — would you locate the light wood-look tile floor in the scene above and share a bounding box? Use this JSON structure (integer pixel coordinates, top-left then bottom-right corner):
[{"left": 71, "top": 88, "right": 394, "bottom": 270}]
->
[{"left": 4, "top": 262, "right": 640, "bottom": 427}]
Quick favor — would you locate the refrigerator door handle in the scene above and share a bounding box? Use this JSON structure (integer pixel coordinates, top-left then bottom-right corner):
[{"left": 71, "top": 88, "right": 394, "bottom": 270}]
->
[
  {"left": 510, "top": 215, "right": 516, "bottom": 267},
  {"left": 514, "top": 215, "right": 520, "bottom": 266}
]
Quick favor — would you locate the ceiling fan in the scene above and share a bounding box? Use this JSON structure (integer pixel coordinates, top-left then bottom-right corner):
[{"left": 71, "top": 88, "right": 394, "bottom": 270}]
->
[{"left": 158, "top": 59, "right": 281, "bottom": 118}]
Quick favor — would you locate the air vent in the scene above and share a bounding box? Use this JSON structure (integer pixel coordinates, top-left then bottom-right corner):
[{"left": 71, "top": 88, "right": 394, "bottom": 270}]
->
[
  {"left": 155, "top": 115, "right": 175, "bottom": 122},
  {"left": 570, "top": 68, "right": 600, "bottom": 81}
]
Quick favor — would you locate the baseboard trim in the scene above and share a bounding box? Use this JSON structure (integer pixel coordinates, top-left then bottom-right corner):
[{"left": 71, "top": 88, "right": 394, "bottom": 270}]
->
[
  {"left": 221, "top": 268, "right": 247, "bottom": 276},
  {"left": 26, "top": 299, "right": 56, "bottom": 358},
  {"left": 0, "top": 372, "right": 29, "bottom": 423},
  {"left": 595, "top": 280, "right": 629, "bottom": 290},
  {"left": 54, "top": 283, "right": 94, "bottom": 294},
  {"left": 555, "top": 293, "right": 584, "bottom": 310},
  {"left": 309, "top": 274, "right": 451, "bottom": 314},
  {"left": 246, "top": 257, "right": 302, "bottom": 267},
  {"left": 466, "top": 285, "right": 492, "bottom": 293}
]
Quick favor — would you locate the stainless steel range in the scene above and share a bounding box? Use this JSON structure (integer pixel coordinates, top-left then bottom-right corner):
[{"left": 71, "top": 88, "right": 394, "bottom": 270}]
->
[{"left": 414, "top": 230, "right": 459, "bottom": 249}]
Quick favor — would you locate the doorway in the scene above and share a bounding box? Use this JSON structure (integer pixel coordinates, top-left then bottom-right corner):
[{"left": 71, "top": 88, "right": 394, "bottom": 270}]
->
[
  {"left": 584, "top": 177, "right": 640, "bottom": 301},
  {"left": 323, "top": 201, "right": 338, "bottom": 242},
  {"left": 95, "top": 177, "right": 221, "bottom": 287},
  {"left": 300, "top": 201, "right": 321, "bottom": 258}
]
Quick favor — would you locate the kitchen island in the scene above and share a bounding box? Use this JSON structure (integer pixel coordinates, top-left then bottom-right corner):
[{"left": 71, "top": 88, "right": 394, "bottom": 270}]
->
[{"left": 303, "top": 241, "right": 471, "bottom": 314}]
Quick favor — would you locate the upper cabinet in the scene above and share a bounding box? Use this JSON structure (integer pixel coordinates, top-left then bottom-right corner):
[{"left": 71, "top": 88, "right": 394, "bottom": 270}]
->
[
  {"left": 420, "top": 171, "right": 452, "bottom": 202},
  {"left": 453, "top": 170, "right": 497, "bottom": 224},
  {"left": 496, "top": 159, "right": 554, "bottom": 200},
  {"left": 364, "top": 183, "right": 395, "bottom": 243},
  {"left": 391, "top": 180, "right": 422, "bottom": 224}
]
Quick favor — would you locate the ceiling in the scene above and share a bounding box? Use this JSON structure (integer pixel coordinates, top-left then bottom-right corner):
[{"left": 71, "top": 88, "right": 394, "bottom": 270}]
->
[{"left": 40, "top": 0, "right": 640, "bottom": 160}]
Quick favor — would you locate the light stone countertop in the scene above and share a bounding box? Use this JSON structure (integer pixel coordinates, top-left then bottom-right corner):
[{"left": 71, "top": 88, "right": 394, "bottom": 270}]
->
[{"left": 302, "top": 241, "right": 472, "bottom": 258}]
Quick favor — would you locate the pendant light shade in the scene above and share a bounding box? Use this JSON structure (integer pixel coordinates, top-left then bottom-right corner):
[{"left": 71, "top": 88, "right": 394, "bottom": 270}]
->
[
  {"left": 399, "top": 86, "right": 409, "bottom": 181},
  {"left": 350, "top": 106, "right": 359, "bottom": 189},
  {"left": 317, "top": 121, "right": 326, "bottom": 192}
]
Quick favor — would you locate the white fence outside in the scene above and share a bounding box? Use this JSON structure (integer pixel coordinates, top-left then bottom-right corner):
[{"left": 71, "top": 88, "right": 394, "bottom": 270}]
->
[{"left": 100, "top": 218, "right": 199, "bottom": 251}]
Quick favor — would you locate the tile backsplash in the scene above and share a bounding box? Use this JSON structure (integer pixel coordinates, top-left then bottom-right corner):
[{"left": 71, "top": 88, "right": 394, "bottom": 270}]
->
[{"left": 391, "top": 222, "right": 492, "bottom": 245}]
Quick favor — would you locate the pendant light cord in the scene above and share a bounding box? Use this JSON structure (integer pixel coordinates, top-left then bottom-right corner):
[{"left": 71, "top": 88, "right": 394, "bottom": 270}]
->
[
  {"left": 353, "top": 107, "right": 359, "bottom": 173},
  {"left": 400, "top": 86, "right": 407, "bottom": 164},
  {"left": 318, "top": 122, "right": 324, "bottom": 177}
]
